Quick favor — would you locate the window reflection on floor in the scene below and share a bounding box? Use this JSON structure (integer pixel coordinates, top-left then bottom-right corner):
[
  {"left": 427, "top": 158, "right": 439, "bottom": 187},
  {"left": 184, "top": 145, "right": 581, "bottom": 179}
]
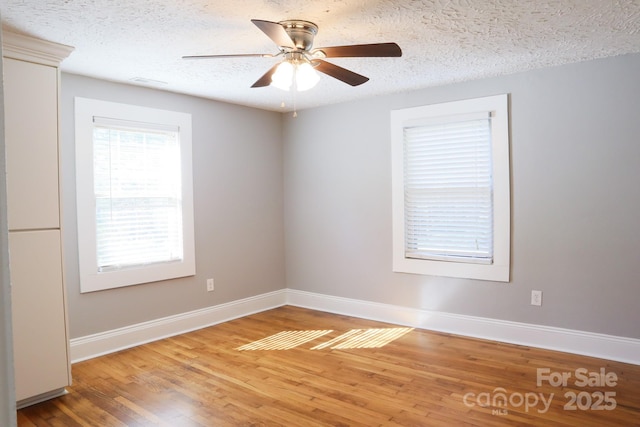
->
[
  {"left": 236, "top": 330, "right": 333, "bottom": 350},
  {"left": 237, "top": 328, "right": 414, "bottom": 351}
]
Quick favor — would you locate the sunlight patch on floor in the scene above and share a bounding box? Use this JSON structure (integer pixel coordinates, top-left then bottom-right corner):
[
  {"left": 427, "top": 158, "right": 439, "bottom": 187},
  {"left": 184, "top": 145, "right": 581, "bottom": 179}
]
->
[
  {"left": 311, "top": 328, "right": 414, "bottom": 350},
  {"left": 236, "top": 330, "right": 333, "bottom": 351},
  {"left": 236, "top": 327, "right": 414, "bottom": 351}
]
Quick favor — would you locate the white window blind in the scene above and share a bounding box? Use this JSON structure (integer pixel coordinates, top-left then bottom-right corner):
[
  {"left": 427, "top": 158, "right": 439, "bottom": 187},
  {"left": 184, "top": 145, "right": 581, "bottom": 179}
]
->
[
  {"left": 403, "top": 114, "right": 493, "bottom": 264},
  {"left": 92, "top": 118, "right": 183, "bottom": 272}
]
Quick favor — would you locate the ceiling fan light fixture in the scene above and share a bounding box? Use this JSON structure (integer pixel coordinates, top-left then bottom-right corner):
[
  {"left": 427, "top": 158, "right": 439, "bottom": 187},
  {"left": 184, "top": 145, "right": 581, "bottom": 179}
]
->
[{"left": 270, "top": 60, "right": 320, "bottom": 92}]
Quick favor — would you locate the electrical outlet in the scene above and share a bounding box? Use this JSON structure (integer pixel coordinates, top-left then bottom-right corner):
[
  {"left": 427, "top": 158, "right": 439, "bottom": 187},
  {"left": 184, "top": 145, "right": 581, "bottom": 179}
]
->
[
  {"left": 206, "top": 278, "right": 214, "bottom": 292},
  {"left": 531, "top": 290, "right": 542, "bottom": 306}
]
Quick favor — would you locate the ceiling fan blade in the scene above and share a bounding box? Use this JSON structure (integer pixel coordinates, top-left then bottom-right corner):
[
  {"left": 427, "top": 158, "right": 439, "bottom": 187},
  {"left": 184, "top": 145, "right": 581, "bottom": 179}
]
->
[
  {"left": 313, "top": 42, "right": 402, "bottom": 58},
  {"left": 182, "top": 53, "right": 275, "bottom": 59},
  {"left": 312, "top": 60, "right": 369, "bottom": 86},
  {"left": 251, "top": 63, "right": 281, "bottom": 88},
  {"left": 251, "top": 19, "right": 296, "bottom": 49}
]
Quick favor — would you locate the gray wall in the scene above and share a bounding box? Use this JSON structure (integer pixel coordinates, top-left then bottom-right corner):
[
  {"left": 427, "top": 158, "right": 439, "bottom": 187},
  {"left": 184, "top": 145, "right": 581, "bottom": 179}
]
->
[
  {"left": 60, "top": 53, "right": 640, "bottom": 341},
  {"left": 61, "top": 74, "right": 286, "bottom": 338},
  {"left": 284, "top": 53, "right": 640, "bottom": 339}
]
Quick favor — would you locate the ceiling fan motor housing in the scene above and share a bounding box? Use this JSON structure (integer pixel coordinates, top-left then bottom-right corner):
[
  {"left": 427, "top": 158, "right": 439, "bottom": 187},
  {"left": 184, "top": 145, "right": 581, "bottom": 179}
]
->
[{"left": 279, "top": 20, "right": 318, "bottom": 51}]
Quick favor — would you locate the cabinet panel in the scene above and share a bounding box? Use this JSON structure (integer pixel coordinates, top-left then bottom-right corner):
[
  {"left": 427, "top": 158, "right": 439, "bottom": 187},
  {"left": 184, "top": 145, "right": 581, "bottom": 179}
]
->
[
  {"left": 4, "top": 57, "right": 60, "bottom": 231},
  {"left": 9, "top": 230, "right": 70, "bottom": 401}
]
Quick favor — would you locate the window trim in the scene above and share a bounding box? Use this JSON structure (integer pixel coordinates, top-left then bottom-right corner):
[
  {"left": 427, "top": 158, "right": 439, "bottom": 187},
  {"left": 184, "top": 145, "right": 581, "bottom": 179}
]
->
[
  {"left": 75, "top": 97, "right": 196, "bottom": 293},
  {"left": 391, "top": 94, "right": 511, "bottom": 282}
]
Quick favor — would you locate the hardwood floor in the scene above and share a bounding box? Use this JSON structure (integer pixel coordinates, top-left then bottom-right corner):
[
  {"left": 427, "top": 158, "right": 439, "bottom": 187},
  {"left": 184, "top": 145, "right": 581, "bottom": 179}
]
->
[{"left": 17, "top": 306, "right": 640, "bottom": 426}]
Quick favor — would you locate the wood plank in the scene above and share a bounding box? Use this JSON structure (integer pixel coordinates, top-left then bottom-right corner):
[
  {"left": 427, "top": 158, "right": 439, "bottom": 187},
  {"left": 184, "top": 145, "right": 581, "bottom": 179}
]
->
[{"left": 18, "top": 306, "right": 640, "bottom": 426}]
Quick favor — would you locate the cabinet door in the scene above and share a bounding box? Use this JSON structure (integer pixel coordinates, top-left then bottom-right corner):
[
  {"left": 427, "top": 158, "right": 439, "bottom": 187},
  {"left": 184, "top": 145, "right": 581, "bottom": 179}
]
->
[
  {"left": 4, "top": 57, "right": 60, "bottom": 231},
  {"left": 10, "top": 230, "right": 70, "bottom": 401}
]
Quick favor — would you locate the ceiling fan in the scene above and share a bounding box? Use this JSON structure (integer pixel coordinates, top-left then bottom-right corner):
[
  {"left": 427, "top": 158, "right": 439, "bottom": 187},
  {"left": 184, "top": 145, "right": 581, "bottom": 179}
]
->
[{"left": 183, "top": 19, "right": 402, "bottom": 90}]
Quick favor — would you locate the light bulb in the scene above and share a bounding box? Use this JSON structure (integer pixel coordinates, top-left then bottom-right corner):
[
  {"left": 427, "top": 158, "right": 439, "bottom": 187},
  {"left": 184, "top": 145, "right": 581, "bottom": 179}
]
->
[
  {"left": 295, "top": 62, "right": 320, "bottom": 91},
  {"left": 271, "top": 61, "right": 294, "bottom": 91}
]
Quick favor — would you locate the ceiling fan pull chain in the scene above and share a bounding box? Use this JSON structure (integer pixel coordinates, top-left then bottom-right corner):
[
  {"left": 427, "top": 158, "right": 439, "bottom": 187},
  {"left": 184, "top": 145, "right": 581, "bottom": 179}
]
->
[{"left": 293, "top": 87, "right": 298, "bottom": 118}]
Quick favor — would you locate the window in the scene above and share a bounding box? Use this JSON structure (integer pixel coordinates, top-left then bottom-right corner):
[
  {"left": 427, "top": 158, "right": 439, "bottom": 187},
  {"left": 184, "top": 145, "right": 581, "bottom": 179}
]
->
[
  {"left": 75, "top": 98, "right": 195, "bottom": 292},
  {"left": 391, "top": 94, "right": 510, "bottom": 282}
]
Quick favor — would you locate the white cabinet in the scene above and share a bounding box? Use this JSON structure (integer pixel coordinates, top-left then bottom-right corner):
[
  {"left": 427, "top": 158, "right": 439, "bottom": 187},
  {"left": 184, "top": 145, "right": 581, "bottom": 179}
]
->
[
  {"left": 4, "top": 57, "right": 60, "bottom": 230},
  {"left": 2, "top": 30, "right": 74, "bottom": 407},
  {"left": 9, "top": 230, "right": 69, "bottom": 401}
]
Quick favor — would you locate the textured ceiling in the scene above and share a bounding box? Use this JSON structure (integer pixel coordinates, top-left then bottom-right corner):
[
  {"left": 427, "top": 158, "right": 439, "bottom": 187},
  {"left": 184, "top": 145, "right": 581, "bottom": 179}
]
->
[{"left": 2, "top": 0, "right": 640, "bottom": 112}]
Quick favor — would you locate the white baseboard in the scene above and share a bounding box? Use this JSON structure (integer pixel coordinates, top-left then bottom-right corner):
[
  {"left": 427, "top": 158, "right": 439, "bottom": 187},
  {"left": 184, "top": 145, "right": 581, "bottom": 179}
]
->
[
  {"left": 286, "top": 289, "right": 640, "bottom": 365},
  {"left": 69, "top": 289, "right": 287, "bottom": 363},
  {"left": 70, "top": 288, "right": 640, "bottom": 365}
]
